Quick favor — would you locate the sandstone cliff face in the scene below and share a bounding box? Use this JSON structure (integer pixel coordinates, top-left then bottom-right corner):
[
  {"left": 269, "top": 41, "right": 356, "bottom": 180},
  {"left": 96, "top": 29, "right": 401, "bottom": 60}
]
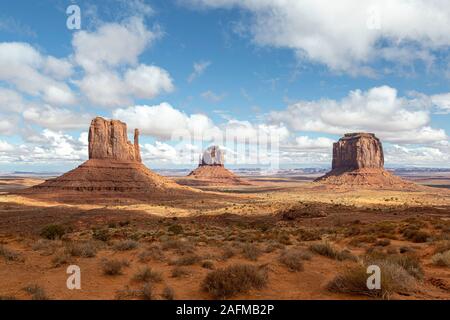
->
[
  {"left": 88, "top": 117, "right": 142, "bottom": 162},
  {"left": 332, "top": 133, "right": 384, "bottom": 170},
  {"left": 316, "top": 132, "right": 414, "bottom": 188}
]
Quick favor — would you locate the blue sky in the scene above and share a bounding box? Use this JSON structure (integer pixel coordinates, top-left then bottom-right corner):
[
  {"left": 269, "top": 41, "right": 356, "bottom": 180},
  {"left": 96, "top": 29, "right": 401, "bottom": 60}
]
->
[{"left": 0, "top": 0, "right": 450, "bottom": 172}]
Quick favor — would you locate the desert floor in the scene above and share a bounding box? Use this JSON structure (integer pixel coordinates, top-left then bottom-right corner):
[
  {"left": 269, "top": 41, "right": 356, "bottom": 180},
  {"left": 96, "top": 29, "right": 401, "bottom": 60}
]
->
[{"left": 0, "top": 173, "right": 449, "bottom": 300}]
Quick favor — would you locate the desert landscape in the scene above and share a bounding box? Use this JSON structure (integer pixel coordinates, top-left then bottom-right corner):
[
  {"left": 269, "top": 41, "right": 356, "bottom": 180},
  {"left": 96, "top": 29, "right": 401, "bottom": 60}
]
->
[
  {"left": 0, "top": 118, "right": 449, "bottom": 301},
  {"left": 1, "top": 2, "right": 450, "bottom": 305}
]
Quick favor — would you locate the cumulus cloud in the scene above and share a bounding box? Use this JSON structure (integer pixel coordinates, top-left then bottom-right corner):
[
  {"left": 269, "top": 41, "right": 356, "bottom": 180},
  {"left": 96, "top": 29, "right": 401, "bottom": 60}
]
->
[
  {"left": 22, "top": 105, "right": 93, "bottom": 131},
  {"left": 187, "top": 0, "right": 450, "bottom": 75},
  {"left": 0, "top": 42, "right": 76, "bottom": 105},
  {"left": 72, "top": 17, "right": 157, "bottom": 73},
  {"left": 431, "top": 93, "right": 450, "bottom": 113},
  {"left": 113, "top": 102, "right": 220, "bottom": 140},
  {"left": 188, "top": 60, "right": 211, "bottom": 83},
  {"left": 269, "top": 86, "right": 447, "bottom": 144},
  {"left": 72, "top": 18, "right": 173, "bottom": 107},
  {"left": 385, "top": 144, "right": 450, "bottom": 166},
  {"left": 0, "top": 129, "right": 87, "bottom": 164}
]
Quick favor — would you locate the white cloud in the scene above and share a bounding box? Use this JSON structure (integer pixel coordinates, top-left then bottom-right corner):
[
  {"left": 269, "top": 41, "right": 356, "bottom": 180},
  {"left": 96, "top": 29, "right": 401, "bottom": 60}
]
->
[
  {"left": 22, "top": 105, "right": 92, "bottom": 131},
  {"left": 142, "top": 141, "right": 178, "bottom": 162},
  {"left": 0, "top": 140, "right": 14, "bottom": 152},
  {"left": 0, "top": 88, "right": 27, "bottom": 112},
  {"left": 385, "top": 144, "right": 450, "bottom": 166},
  {"left": 72, "top": 18, "right": 173, "bottom": 107},
  {"left": 293, "top": 136, "right": 334, "bottom": 150},
  {"left": 269, "top": 86, "right": 447, "bottom": 144},
  {"left": 201, "top": 90, "right": 225, "bottom": 103},
  {"left": 124, "top": 64, "right": 174, "bottom": 99},
  {"left": 188, "top": 60, "right": 211, "bottom": 83},
  {"left": 188, "top": 0, "right": 450, "bottom": 75},
  {"left": 431, "top": 92, "right": 450, "bottom": 113},
  {"left": 72, "top": 17, "right": 157, "bottom": 73},
  {"left": 0, "top": 42, "right": 76, "bottom": 105},
  {"left": 0, "top": 130, "right": 87, "bottom": 164},
  {"left": 113, "top": 102, "right": 220, "bottom": 140}
]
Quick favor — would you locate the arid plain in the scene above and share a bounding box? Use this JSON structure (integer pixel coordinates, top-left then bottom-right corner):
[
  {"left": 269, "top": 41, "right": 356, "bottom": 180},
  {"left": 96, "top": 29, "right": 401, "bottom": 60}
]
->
[{"left": 0, "top": 169, "right": 449, "bottom": 300}]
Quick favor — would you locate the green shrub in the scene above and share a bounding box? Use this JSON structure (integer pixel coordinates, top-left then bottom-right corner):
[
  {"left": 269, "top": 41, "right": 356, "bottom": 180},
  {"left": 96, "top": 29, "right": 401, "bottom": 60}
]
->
[
  {"left": 168, "top": 224, "right": 184, "bottom": 234},
  {"left": 92, "top": 229, "right": 110, "bottom": 242},
  {"left": 40, "top": 224, "right": 65, "bottom": 240}
]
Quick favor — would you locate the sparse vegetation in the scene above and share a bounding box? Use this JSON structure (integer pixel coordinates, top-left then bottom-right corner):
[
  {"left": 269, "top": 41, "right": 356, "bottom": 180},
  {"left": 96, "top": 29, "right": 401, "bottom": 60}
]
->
[
  {"left": 0, "top": 244, "right": 23, "bottom": 262},
  {"left": 171, "top": 266, "right": 190, "bottom": 278},
  {"left": 431, "top": 250, "right": 450, "bottom": 267},
  {"left": 402, "top": 228, "right": 430, "bottom": 243},
  {"left": 278, "top": 248, "right": 312, "bottom": 271},
  {"left": 241, "top": 243, "right": 262, "bottom": 261},
  {"left": 65, "top": 241, "right": 98, "bottom": 258},
  {"left": 92, "top": 228, "right": 110, "bottom": 242},
  {"left": 141, "top": 282, "right": 153, "bottom": 300},
  {"left": 202, "top": 264, "right": 268, "bottom": 299},
  {"left": 40, "top": 224, "right": 65, "bottom": 240},
  {"left": 171, "top": 253, "right": 201, "bottom": 266},
  {"left": 138, "top": 245, "right": 165, "bottom": 262},
  {"left": 309, "top": 242, "right": 357, "bottom": 261},
  {"left": 132, "top": 267, "right": 163, "bottom": 283},
  {"left": 162, "top": 286, "right": 175, "bottom": 300},
  {"left": 113, "top": 240, "right": 138, "bottom": 251},
  {"left": 51, "top": 250, "right": 71, "bottom": 267},
  {"left": 101, "top": 258, "right": 128, "bottom": 275},
  {"left": 23, "top": 284, "right": 49, "bottom": 300},
  {"left": 31, "top": 239, "right": 60, "bottom": 255},
  {"left": 201, "top": 260, "right": 215, "bottom": 269},
  {"left": 327, "top": 260, "right": 416, "bottom": 299},
  {"left": 168, "top": 224, "right": 184, "bottom": 234}
]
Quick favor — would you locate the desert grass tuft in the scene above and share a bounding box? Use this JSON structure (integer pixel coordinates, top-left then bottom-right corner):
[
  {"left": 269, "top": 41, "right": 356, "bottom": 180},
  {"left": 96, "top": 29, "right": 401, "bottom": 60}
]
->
[
  {"left": 202, "top": 264, "right": 268, "bottom": 299},
  {"left": 431, "top": 250, "right": 450, "bottom": 267},
  {"left": 132, "top": 267, "right": 163, "bottom": 283},
  {"left": 101, "top": 258, "right": 128, "bottom": 276}
]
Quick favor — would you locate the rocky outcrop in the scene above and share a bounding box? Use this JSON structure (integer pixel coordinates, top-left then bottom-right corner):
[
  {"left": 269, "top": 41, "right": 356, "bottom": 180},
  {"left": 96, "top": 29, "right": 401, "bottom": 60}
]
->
[
  {"left": 24, "top": 117, "right": 195, "bottom": 197},
  {"left": 88, "top": 117, "right": 141, "bottom": 162},
  {"left": 316, "top": 133, "right": 414, "bottom": 189},
  {"left": 332, "top": 133, "right": 384, "bottom": 170},
  {"left": 180, "top": 145, "right": 249, "bottom": 186}
]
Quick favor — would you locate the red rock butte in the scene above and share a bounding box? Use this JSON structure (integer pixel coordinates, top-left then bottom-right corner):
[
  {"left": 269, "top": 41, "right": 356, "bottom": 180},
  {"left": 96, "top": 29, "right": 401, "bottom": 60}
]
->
[
  {"left": 316, "top": 133, "right": 414, "bottom": 188},
  {"left": 184, "top": 145, "right": 249, "bottom": 185},
  {"left": 23, "top": 117, "right": 192, "bottom": 196}
]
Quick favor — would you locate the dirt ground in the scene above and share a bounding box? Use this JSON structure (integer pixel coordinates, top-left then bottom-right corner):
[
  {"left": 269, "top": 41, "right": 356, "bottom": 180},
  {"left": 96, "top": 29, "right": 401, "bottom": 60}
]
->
[{"left": 0, "top": 174, "right": 449, "bottom": 300}]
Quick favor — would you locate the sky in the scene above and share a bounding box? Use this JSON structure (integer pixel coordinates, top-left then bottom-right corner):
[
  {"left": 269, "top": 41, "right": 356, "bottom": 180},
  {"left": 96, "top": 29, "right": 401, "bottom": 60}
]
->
[{"left": 0, "top": 0, "right": 450, "bottom": 172}]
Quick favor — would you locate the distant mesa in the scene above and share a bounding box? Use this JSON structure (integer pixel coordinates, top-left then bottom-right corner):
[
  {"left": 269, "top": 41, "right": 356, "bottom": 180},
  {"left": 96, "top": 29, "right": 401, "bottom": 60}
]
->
[
  {"left": 182, "top": 145, "right": 249, "bottom": 186},
  {"left": 22, "top": 117, "right": 193, "bottom": 197},
  {"left": 316, "top": 133, "right": 414, "bottom": 188}
]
